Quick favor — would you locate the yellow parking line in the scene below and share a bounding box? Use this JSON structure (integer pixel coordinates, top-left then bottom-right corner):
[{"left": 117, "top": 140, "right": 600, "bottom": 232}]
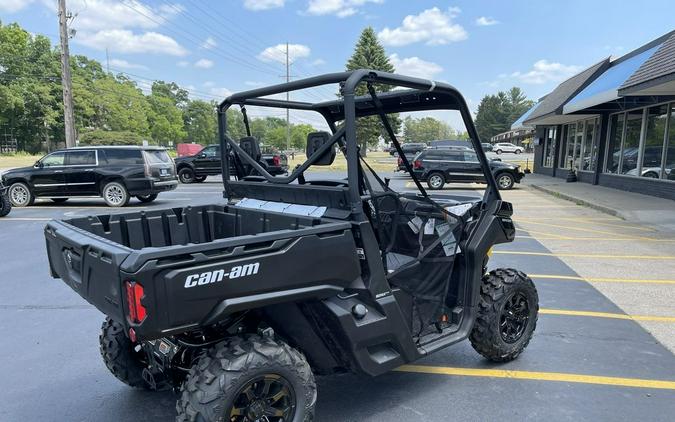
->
[
  {"left": 493, "top": 250, "right": 675, "bottom": 260},
  {"left": 516, "top": 220, "right": 646, "bottom": 237},
  {"left": 540, "top": 308, "right": 675, "bottom": 323},
  {"left": 530, "top": 274, "right": 675, "bottom": 285},
  {"left": 395, "top": 365, "right": 675, "bottom": 390}
]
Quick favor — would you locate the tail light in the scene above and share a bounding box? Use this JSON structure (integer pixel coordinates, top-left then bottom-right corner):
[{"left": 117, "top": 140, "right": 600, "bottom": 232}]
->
[
  {"left": 125, "top": 281, "right": 147, "bottom": 324},
  {"left": 413, "top": 159, "right": 422, "bottom": 169},
  {"left": 273, "top": 155, "right": 281, "bottom": 166},
  {"left": 397, "top": 157, "right": 402, "bottom": 165}
]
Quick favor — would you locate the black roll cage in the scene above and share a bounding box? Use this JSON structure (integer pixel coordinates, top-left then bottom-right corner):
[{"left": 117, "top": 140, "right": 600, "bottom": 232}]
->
[{"left": 217, "top": 69, "right": 501, "bottom": 217}]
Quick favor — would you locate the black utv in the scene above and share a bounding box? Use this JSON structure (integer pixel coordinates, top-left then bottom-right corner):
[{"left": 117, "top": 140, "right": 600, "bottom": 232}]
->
[
  {"left": 44, "top": 70, "right": 538, "bottom": 421},
  {"left": 0, "top": 180, "right": 11, "bottom": 217}
]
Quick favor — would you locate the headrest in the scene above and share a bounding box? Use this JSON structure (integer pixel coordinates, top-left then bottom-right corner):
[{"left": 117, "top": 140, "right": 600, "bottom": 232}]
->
[
  {"left": 239, "top": 136, "right": 261, "bottom": 162},
  {"left": 306, "top": 131, "right": 336, "bottom": 166}
]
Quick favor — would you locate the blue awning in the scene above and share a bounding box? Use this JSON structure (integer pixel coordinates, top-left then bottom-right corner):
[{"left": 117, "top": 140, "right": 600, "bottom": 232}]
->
[
  {"left": 563, "top": 44, "right": 661, "bottom": 114},
  {"left": 511, "top": 102, "right": 539, "bottom": 130}
]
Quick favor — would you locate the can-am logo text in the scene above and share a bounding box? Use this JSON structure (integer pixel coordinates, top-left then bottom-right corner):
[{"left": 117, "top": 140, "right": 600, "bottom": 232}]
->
[{"left": 184, "top": 262, "right": 260, "bottom": 288}]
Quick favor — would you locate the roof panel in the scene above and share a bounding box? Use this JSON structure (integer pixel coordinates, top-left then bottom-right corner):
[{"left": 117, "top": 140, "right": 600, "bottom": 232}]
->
[
  {"left": 563, "top": 45, "right": 661, "bottom": 114},
  {"left": 620, "top": 32, "right": 675, "bottom": 95},
  {"left": 510, "top": 102, "right": 539, "bottom": 130}
]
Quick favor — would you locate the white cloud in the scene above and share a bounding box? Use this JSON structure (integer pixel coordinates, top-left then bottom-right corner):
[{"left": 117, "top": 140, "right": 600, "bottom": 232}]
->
[
  {"left": 389, "top": 54, "right": 443, "bottom": 80},
  {"left": 0, "top": 0, "right": 34, "bottom": 13},
  {"left": 509, "top": 60, "right": 582, "bottom": 84},
  {"left": 76, "top": 29, "right": 188, "bottom": 56},
  {"left": 305, "top": 0, "right": 383, "bottom": 18},
  {"left": 378, "top": 7, "right": 468, "bottom": 46},
  {"left": 244, "top": 0, "right": 285, "bottom": 10},
  {"left": 108, "top": 58, "right": 148, "bottom": 70},
  {"left": 194, "top": 59, "right": 214, "bottom": 69},
  {"left": 475, "top": 16, "right": 498, "bottom": 26},
  {"left": 201, "top": 36, "right": 218, "bottom": 50},
  {"left": 257, "top": 44, "right": 310, "bottom": 63},
  {"left": 310, "top": 58, "right": 326, "bottom": 66},
  {"left": 51, "top": 0, "right": 183, "bottom": 32},
  {"left": 177, "top": 60, "right": 189, "bottom": 67},
  {"left": 209, "top": 87, "right": 233, "bottom": 98}
]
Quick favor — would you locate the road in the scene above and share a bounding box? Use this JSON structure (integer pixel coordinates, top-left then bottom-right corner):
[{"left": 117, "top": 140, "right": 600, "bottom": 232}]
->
[{"left": 1, "top": 174, "right": 674, "bottom": 421}]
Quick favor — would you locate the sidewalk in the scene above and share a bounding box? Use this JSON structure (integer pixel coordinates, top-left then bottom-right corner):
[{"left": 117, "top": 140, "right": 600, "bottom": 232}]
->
[{"left": 523, "top": 173, "right": 675, "bottom": 233}]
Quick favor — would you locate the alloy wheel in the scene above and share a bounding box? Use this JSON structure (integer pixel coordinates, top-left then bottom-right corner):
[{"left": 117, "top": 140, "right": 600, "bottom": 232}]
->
[
  {"left": 500, "top": 292, "right": 530, "bottom": 343},
  {"left": 10, "top": 185, "right": 30, "bottom": 206},
  {"left": 498, "top": 174, "right": 514, "bottom": 189},
  {"left": 429, "top": 174, "right": 444, "bottom": 189},
  {"left": 229, "top": 374, "right": 296, "bottom": 422},
  {"left": 105, "top": 185, "right": 125, "bottom": 206}
]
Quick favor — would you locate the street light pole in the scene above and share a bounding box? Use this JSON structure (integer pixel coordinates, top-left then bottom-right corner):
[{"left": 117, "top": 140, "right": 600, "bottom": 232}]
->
[
  {"left": 58, "top": 0, "right": 76, "bottom": 148},
  {"left": 285, "top": 42, "right": 290, "bottom": 152}
]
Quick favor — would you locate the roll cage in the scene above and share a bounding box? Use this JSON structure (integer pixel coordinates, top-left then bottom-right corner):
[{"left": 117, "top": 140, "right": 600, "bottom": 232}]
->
[{"left": 217, "top": 69, "right": 501, "bottom": 218}]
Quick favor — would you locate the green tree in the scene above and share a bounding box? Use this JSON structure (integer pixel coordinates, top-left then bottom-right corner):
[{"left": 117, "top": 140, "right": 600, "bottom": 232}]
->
[
  {"left": 290, "top": 124, "right": 314, "bottom": 150},
  {"left": 403, "top": 116, "right": 456, "bottom": 142},
  {"left": 345, "top": 27, "right": 397, "bottom": 156},
  {"left": 183, "top": 100, "right": 217, "bottom": 145},
  {"left": 474, "top": 87, "right": 534, "bottom": 142},
  {"left": 225, "top": 108, "right": 247, "bottom": 140}
]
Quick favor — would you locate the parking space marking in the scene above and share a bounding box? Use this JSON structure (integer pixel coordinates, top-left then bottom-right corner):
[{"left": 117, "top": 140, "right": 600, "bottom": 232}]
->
[
  {"left": 530, "top": 274, "right": 675, "bottom": 285},
  {"left": 531, "top": 274, "right": 675, "bottom": 285},
  {"left": 540, "top": 308, "right": 675, "bottom": 323},
  {"left": 395, "top": 365, "right": 675, "bottom": 390},
  {"left": 493, "top": 250, "right": 675, "bottom": 260},
  {"left": 518, "top": 234, "right": 675, "bottom": 242},
  {"left": 516, "top": 220, "right": 649, "bottom": 237}
]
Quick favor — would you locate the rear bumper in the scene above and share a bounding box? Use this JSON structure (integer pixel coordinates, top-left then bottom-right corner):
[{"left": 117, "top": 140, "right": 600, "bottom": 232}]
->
[
  {"left": 514, "top": 172, "right": 525, "bottom": 183},
  {"left": 127, "top": 178, "right": 178, "bottom": 195}
]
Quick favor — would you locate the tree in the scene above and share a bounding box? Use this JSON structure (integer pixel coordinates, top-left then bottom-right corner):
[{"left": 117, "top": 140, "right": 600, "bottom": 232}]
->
[
  {"left": 345, "top": 27, "right": 397, "bottom": 156},
  {"left": 183, "top": 100, "right": 217, "bottom": 145},
  {"left": 403, "top": 116, "right": 456, "bottom": 142},
  {"left": 474, "top": 87, "right": 534, "bottom": 142}
]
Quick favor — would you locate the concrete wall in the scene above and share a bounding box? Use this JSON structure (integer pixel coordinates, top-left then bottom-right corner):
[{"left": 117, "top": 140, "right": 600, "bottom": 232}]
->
[{"left": 598, "top": 174, "right": 675, "bottom": 200}]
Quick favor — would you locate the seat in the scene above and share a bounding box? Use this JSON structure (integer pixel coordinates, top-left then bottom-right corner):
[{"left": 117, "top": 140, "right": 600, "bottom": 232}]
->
[{"left": 238, "top": 136, "right": 266, "bottom": 176}]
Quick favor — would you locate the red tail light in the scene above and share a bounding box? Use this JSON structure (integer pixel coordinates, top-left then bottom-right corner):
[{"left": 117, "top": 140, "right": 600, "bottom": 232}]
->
[
  {"left": 125, "top": 281, "right": 147, "bottom": 324},
  {"left": 273, "top": 155, "right": 281, "bottom": 166},
  {"left": 413, "top": 159, "right": 422, "bottom": 169}
]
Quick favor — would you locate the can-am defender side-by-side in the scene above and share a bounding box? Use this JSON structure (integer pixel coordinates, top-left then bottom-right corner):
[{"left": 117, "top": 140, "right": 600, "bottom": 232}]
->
[
  {"left": 44, "top": 70, "right": 539, "bottom": 421},
  {"left": 0, "top": 180, "right": 11, "bottom": 217}
]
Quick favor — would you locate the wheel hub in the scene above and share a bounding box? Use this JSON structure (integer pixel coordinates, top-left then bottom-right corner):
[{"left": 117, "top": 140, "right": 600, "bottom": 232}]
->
[
  {"left": 500, "top": 292, "right": 530, "bottom": 343},
  {"left": 230, "top": 374, "right": 295, "bottom": 422}
]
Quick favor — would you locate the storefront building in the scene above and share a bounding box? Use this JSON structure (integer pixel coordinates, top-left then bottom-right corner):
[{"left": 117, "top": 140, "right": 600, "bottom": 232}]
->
[{"left": 516, "top": 30, "right": 675, "bottom": 200}]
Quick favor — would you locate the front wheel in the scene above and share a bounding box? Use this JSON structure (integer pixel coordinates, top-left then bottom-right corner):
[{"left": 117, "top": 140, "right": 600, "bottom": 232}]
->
[
  {"left": 177, "top": 334, "right": 316, "bottom": 422},
  {"left": 496, "top": 173, "right": 515, "bottom": 190},
  {"left": 178, "top": 168, "right": 195, "bottom": 184},
  {"left": 495, "top": 149, "right": 502, "bottom": 155},
  {"left": 515, "top": 149, "right": 522, "bottom": 154},
  {"left": 470, "top": 268, "right": 538, "bottom": 362},
  {"left": 8, "top": 182, "right": 34, "bottom": 207}
]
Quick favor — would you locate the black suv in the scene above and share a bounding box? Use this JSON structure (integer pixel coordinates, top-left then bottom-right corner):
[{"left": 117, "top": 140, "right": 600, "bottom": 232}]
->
[
  {"left": 175, "top": 144, "right": 288, "bottom": 183},
  {"left": 1, "top": 146, "right": 177, "bottom": 207},
  {"left": 389, "top": 142, "right": 426, "bottom": 156},
  {"left": 412, "top": 148, "right": 524, "bottom": 190}
]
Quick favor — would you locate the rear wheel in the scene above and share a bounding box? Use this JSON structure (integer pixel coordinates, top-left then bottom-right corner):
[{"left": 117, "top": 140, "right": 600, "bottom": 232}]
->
[
  {"left": 99, "top": 318, "right": 162, "bottom": 390},
  {"left": 8, "top": 182, "right": 34, "bottom": 207},
  {"left": 136, "top": 194, "right": 158, "bottom": 203},
  {"left": 178, "top": 167, "right": 195, "bottom": 184},
  {"left": 102, "top": 181, "right": 129, "bottom": 207},
  {"left": 194, "top": 176, "right": 207, "bottom": 183},
  {"left": 0, "top": 193, "right": 11, "bottom": 217},
  {"left": 496, "top": 173, "right": 515, "bottom": 190},
  {"left": 427, "top": 172, "right": 445, "bottom": 190},
  {"left": 470, "top": 269, "right": 538, "bottom": 362},
  {"left": 51, "top": 198, "right": 69, "bottom": 204},
  {"left": 515, "top": 149, "right": 522, "bottom": 154},
  {"left": 177, "top": 334, "right": 316, "bottom": 422},
  {"left": 495, "top": 149, "right": 503, "bottom": 155}
]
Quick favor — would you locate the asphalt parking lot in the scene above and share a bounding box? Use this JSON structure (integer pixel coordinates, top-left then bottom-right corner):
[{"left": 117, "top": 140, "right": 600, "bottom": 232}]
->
[{"left": 1, "top": 174, "right": 674, "bottom": 421}]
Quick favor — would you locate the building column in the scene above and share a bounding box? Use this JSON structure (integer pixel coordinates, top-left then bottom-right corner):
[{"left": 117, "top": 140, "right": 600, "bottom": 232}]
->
[
  {"left": 593, "top": 113, "right": 609, "bottom": 185},
  {"left": 552, "top": 124, "right": 563, "bottom": 177}
]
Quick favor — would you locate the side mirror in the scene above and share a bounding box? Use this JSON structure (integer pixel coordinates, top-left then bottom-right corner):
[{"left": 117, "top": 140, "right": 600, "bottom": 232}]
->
[
  {"left": 198, "top": 153, "right": 207, "bottom": 158},
  {"left": 34, "top": 161, "right": 43, "bottom": 168}
]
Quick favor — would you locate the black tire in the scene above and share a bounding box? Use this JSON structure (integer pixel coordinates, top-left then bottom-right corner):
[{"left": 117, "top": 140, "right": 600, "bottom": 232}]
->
[
  {"left": 0, "top": 193, "right": 11, "bottom": 217},
  {"left": 427, "top": 172, "right": 445, "bottom": 190},
  {"left": 470, "top": 268, "right": 538, "bottom": 362},
  {"left": 643, "top": 171, "right": 659, "bottom": 178},
  {"left": 177, "top": 334, "right": 316, "bottom": 422},
  {"left": 495, "top": 172, "right": 515, "bottom": 190},
  {"left": 8, "top": 182, "right": 34, "bottom": 207},
  {"left": 101, "top": 181, "right": 130, "bottom": 207},
  {"left": 178, "top": 167, "right": 195, "bottom": 184},
  {"left": 194, "top": 176, "right": 207, "bottom": 183},
  {"left": 99, "top": 318, "right": 158, "bottom": 390},
  {"left": 495, "top": 149, "right": 502, "bottom": 155},
  {"left": 51, "top": 198, "right": 69, "bottom": 204},
  {"left": 136, "top": 194, "right": 158, "bottom": 203},
  {"left": 515, "top": 149, "right": 522, "bottom": 154}
]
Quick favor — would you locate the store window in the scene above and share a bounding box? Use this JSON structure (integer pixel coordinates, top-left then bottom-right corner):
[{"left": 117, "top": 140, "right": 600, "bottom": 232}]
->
[
  {"left": 542, "top": 127, "right": 556, "bottom": 167},
  {"left": 620, "top": 109, "right": 644, "bottom": 175},
  {"left": 642, "top": 104, "right": 669, "bottom": 178},
  {"left": 665, "top": 104, "right": 675, "bottom": 181},
  {"left": 581, "top": 118, "right": 598, "bottom": 171},
  {"left": 605, "top": 113, "right": 625, "bottom": 173}
]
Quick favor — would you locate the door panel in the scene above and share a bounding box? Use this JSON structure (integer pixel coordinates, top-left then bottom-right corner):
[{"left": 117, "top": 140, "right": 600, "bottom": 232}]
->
[
  {"left": 31, "top": 152, "right": 66, "bottom": 197},
  {"left": 63, "top": 150, "right": 99, "bottom": 195},
  {"left": 194, "top": 146, "right": 221, "bottom": 174}
]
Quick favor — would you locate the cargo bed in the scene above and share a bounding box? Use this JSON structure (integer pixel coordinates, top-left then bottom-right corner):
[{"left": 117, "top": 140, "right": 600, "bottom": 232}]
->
[{"left": 45, "top": 204, "right": 361, "bottom": 339}]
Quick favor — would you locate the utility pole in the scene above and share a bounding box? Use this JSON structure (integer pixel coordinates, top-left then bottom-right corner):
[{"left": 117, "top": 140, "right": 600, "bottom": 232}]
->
[
  {"left": 285, "top": 42, "right": 290, "bottom": 152},
  {"left": 58, "top": 0, "right": 76, "bottom": 148}
]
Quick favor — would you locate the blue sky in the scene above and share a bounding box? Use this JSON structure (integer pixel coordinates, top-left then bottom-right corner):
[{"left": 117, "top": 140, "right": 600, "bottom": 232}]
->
[{"left": 2, "top": 0, "right": 674, "bottom": 129}]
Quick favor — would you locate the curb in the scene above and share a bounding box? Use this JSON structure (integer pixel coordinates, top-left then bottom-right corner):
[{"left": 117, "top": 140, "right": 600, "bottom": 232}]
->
[{"left": 529, "top": 184, "right": 622, "bottom": 219}]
